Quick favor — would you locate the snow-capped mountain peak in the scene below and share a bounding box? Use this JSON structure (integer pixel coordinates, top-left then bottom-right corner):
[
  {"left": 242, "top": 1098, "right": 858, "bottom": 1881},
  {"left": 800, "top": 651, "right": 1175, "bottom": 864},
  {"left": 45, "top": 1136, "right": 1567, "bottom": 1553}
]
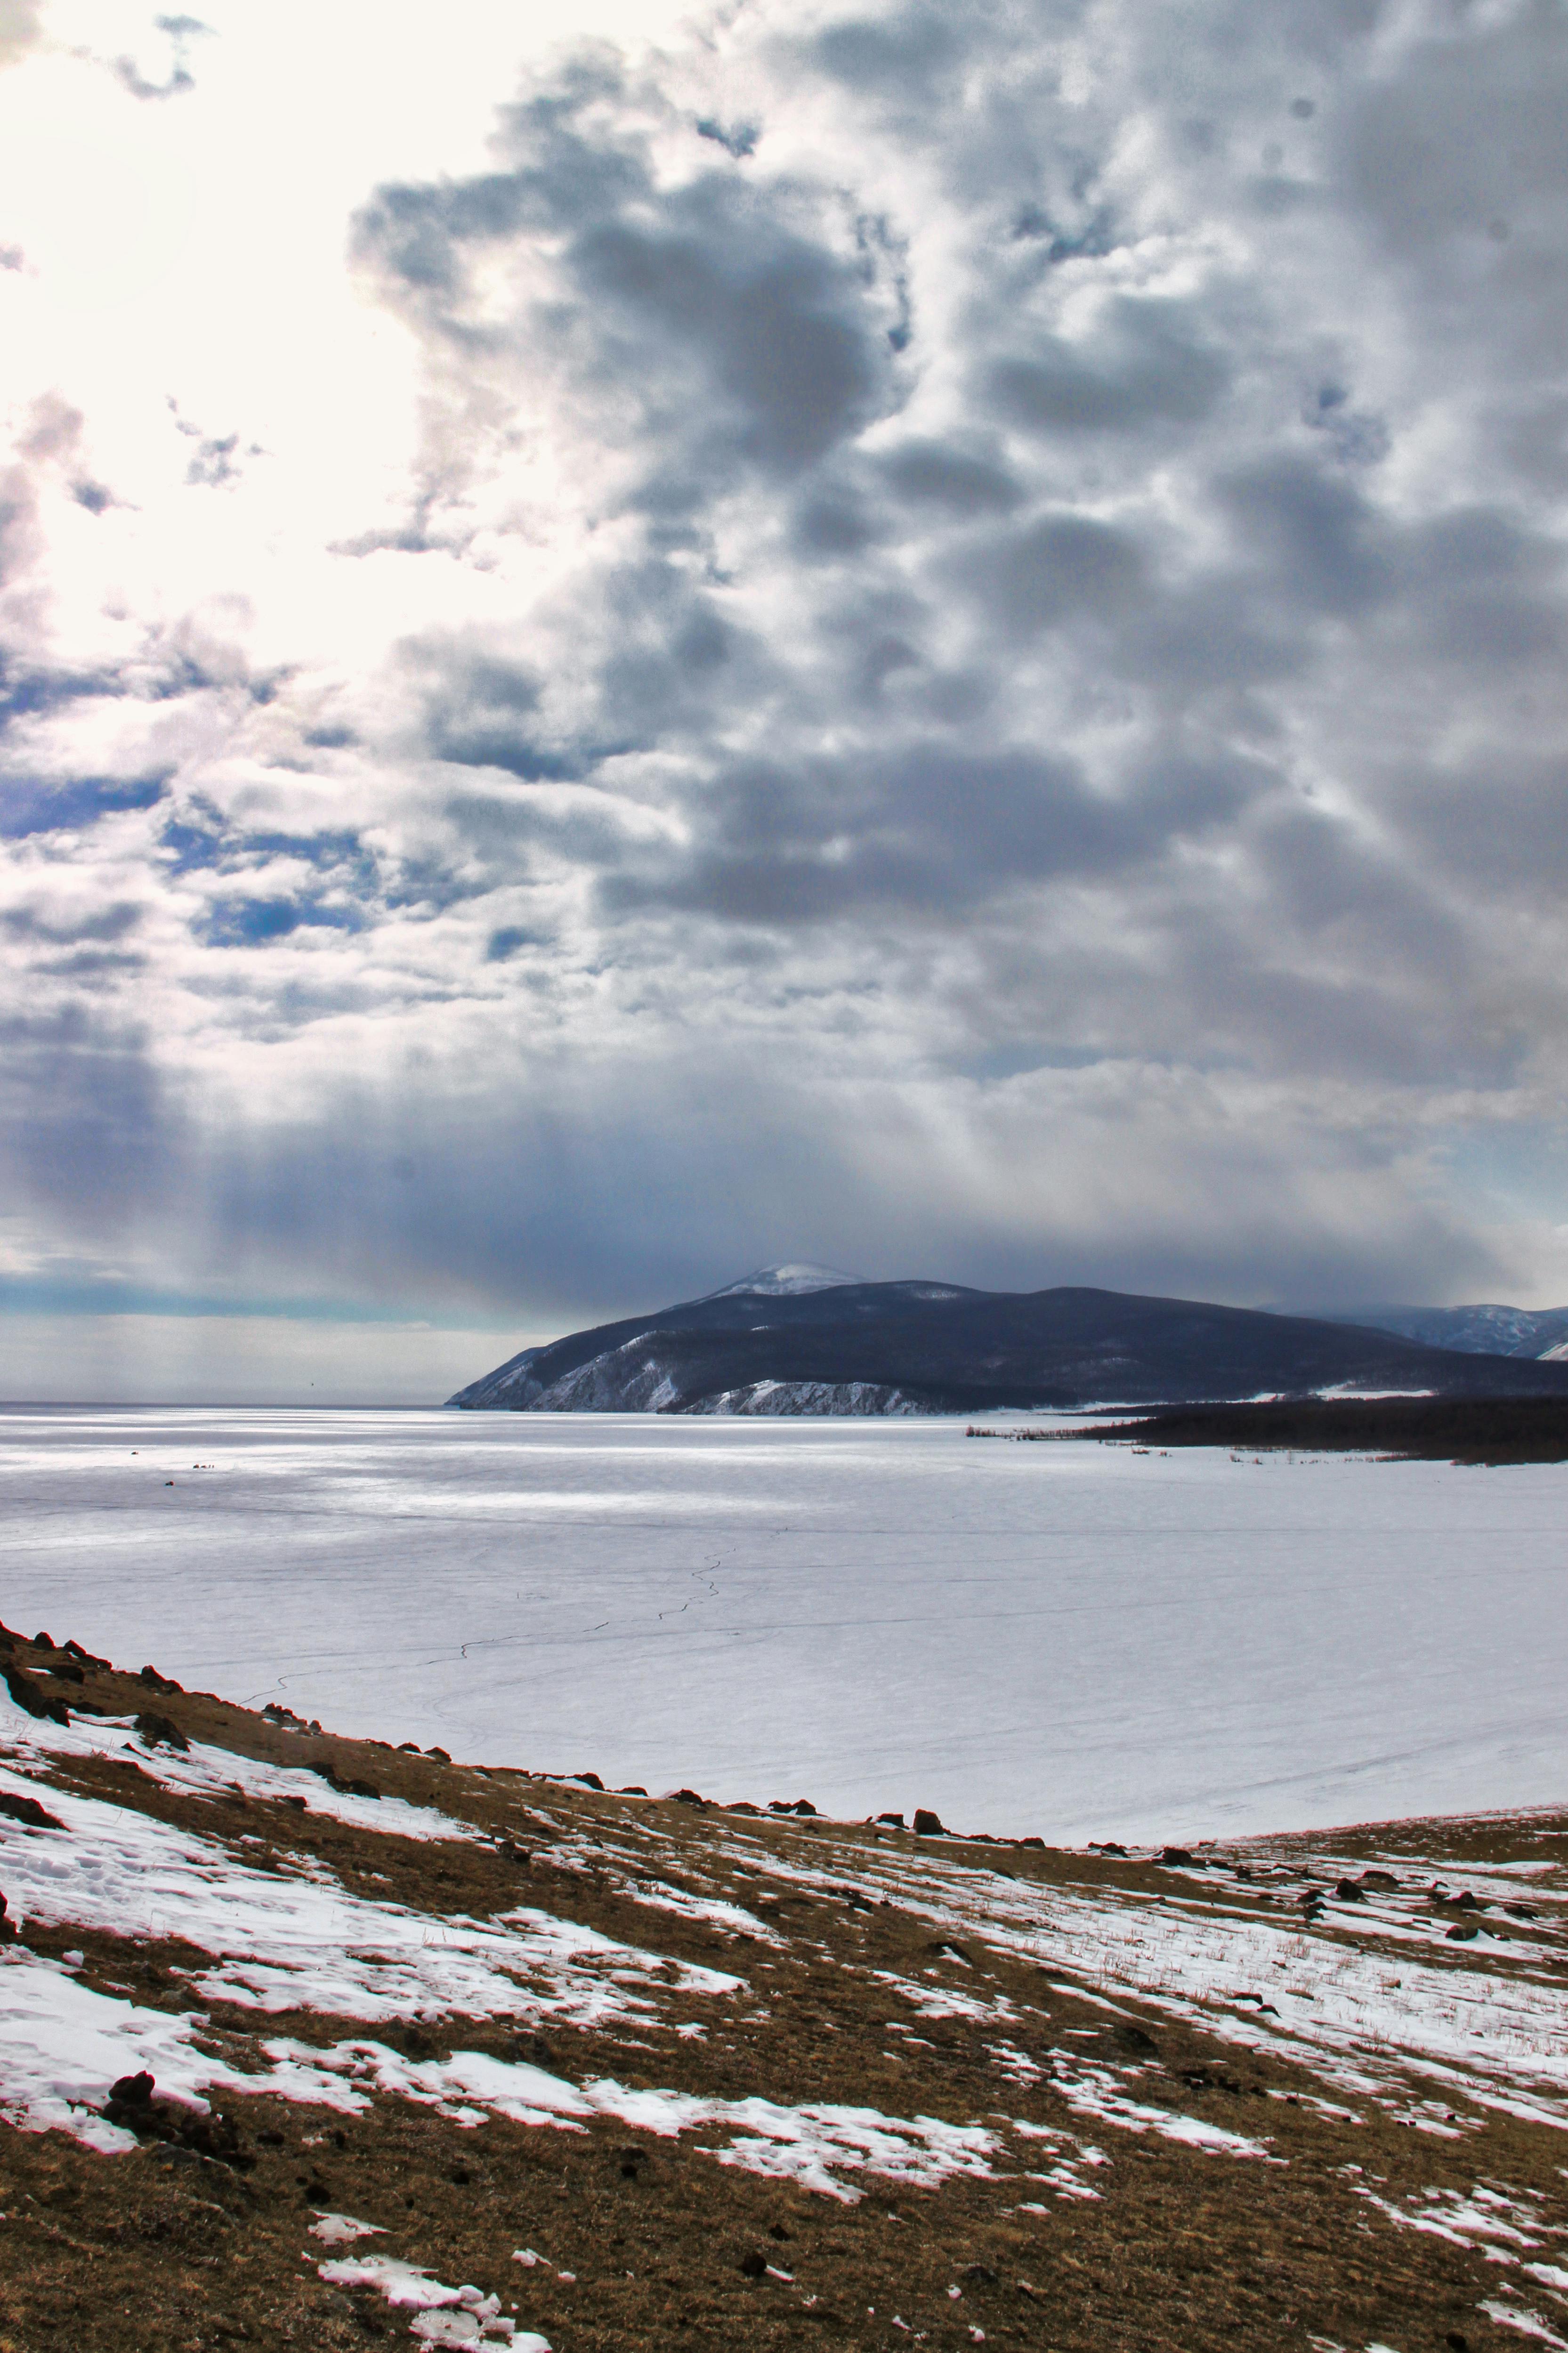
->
[{"left": 702, "top": 1263, "right": 865, "bottom": 1299}]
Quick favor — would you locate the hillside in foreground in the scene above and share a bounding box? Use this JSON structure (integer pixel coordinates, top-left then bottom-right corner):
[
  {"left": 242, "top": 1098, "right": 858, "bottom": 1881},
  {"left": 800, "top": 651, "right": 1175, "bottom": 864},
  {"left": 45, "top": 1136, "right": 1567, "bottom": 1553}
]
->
[
  {"left": 5, "top": 1622, "right": 1568, "bottom": 2352},
  {"left": 447, "top": 1267, "right": 1568, "bottom": 1416}
]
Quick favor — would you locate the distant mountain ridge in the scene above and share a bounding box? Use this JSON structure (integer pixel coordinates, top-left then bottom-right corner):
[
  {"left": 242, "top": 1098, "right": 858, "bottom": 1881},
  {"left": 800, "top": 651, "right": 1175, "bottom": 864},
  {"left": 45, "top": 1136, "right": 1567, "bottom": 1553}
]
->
[
  {"left": 1329, "top": 1303, "right": 1568, "bottom": 1362},
  {"left": 446, "top": 1268, "right": 1568, "bottom": 1416}
]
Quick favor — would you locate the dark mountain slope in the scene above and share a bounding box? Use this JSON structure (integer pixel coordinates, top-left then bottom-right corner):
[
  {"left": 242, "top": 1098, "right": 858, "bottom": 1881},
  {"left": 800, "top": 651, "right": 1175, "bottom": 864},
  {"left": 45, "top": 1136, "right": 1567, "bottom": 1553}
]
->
[
  {"left": 447, "top": 1272, "right": 1568, "bottom": 1415},
  {"left": 1323, "top": 1302, "right": 1568, "bottom": 1360}
]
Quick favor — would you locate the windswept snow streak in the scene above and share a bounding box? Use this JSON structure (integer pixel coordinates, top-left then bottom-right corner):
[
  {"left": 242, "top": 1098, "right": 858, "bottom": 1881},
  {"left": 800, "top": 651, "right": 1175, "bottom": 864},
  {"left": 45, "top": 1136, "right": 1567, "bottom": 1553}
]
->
[
  {"left": 0, "top": 1761, "right": 736, "bottom": 2033},
  {"left": 269, "top": 2037, "right": 1000, "bottom": 2203}
]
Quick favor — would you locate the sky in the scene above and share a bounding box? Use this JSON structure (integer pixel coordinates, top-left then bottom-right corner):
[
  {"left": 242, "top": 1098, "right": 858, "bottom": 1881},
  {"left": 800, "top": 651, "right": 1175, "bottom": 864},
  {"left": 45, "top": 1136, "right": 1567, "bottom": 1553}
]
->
[{"left": 1, "top": 0, "right": 1567, "bottom": 1402}]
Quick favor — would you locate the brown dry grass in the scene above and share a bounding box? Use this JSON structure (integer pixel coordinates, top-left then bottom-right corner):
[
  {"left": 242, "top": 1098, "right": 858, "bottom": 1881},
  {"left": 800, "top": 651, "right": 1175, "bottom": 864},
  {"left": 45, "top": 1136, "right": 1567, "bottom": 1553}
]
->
[{"left": 3, "top": 1632, "right": 1567, "bottom": 2353}]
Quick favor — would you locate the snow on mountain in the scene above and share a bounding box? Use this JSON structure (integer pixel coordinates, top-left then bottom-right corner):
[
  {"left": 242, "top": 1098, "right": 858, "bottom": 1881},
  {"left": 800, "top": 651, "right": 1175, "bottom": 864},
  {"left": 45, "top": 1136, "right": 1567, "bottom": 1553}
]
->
[
  {"left": 447, "top": 1278, "right": 1568, "bottom": 1416},
  {"left": 1334, "top": 1304, "right": 1568, "bottom": 1359},
  {"left": 701, "top": 1264, "right": 864, "bottom": 1298}
]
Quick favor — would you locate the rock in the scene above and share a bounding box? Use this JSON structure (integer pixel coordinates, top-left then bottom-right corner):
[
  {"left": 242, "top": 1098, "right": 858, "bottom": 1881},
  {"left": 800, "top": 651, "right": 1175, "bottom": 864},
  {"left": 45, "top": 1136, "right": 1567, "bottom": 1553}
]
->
[
  {"left": 135, "top": 1712, "right": 190, "bottom": 1752},
  {"left": 0, "top": 1890, "right": 16, "bottom": 1942},
  {"left": 727, "top": 1801, "right": 762, "bottom": 1815},
  {"left": 109, "top": 2069, "right": 156, "bottom": 2110},
  {"left": 426, "top": 1747, "right": 451, "bottom": 1763},
  {"left": 42, "top": 1659, "right": 85, "bottom": 1685},
  {"left": 1088, "top": 1840, "right": 1127, "bottom": 1855},
  {"left": 397, "top": 1741, "right": 420, "bottom": 1753},
  {"left": 963, "top": 2264, "right": 999, "bottom": 2286},
  {"left": 310, "top": 1761, "right": 380, "bottom": 1799},
  {"left": 669, "top": 1788, "right": 706, "bottom": 1808},
  {"left": 33, "top": 1631, "right": 56, "bottom": 1649},
  {"left": 1116, "top": 2024, "right": 1157, "bottom": 2054},
  {"left": 768, "top": 2224, "right": 792, "bottom": 2242},
  {"left": 1358, "top": 1868, "right": 1399, "bottom": 1889},
  {"left": 139, "top": 1665, "right": 183, "bottom": 1692},
  {"left": 1446, "top": 1923, "right": 1479, "bottom": 1941},
  {"left": 1451, "top": 1890, "right": 1482, "bottom": 1911},
  {"left": 1159, "top": 1846, "right": 1195, "bottom": 1866},
  {"left": 618, "top": 1785, "right": 648, "bottom": 1796},
  {"left": 1334, "top": 1879, "right": 1366, "bottom": 1901},
  {"left": 738, "top": 2251, "right": 767, "bottom": 2279},
  {"left": 1017, "top": 1835, "right": 1046, "bottom": 1850},
  {"left": 0, "top": 1790, "right": 64, "bottom": 1831},
  {"left": 572, "top": 1771, "right": 605, "bottom": 1790},
  {"left": 913, "top": 1809, "right": 946, "bottom": 1836},
  {"left": 1504, "top": 1902, "right": 1538, "bottom": 1919},
  {"left": 790, "top": 1799, "right": 818, "bottom": 1816},
  {"left": 3, "top": 1664, "right": 70, "bottom": 1726},
  {"left": 876, "top": 1812, "right": 905, "bottom": 1828}
]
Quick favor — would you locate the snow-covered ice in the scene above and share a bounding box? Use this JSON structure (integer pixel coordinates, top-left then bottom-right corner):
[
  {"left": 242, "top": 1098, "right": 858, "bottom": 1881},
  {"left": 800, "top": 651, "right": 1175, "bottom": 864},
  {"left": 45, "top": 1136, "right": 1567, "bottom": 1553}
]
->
[{"left": 3, "top": 1405, "right": 1568, "bottom": 1840}]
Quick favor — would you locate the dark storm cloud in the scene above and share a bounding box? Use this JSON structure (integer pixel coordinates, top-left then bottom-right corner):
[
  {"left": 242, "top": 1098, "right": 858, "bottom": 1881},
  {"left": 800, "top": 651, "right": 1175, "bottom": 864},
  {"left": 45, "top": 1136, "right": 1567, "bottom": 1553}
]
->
[{"left": 990, "top": 301, "right": 1230, "bottom": 436}]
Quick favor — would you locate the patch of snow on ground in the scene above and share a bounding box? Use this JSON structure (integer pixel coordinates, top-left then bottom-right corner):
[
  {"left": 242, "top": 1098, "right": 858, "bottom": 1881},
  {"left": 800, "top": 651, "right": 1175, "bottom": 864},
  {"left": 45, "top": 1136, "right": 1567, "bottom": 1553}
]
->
[
  {"left": 0, "top": 1760, "right": 736, "bottom": 2037},
  {"left": 1042, "top": 2050, "right": 1276, "bottom": 2158},
  {"left": 0, "top": 1689, "right": 485, "bottom": 1844},
  {"left": 0, "top": 1945, "right": 367, "bottom": 2148},
  {"left": 268, "top": 2037, "right": 999, "bottom": 2203},
  {"left": 850, "top": 1846, "right": 1568, "bottom": 2126},
  {"left": 316, "top": 2256, "right": 546, "bottom": 2349},
  {"left": 1479, "top": 2302, "right": 1568, "bottom": 2346}
]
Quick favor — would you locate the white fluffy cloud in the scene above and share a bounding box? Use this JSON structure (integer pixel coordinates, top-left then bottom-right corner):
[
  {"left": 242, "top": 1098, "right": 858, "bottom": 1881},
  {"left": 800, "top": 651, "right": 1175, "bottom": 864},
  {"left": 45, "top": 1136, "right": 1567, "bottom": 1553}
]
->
[{"left": 2, "top": 0, "right": 1568, "bottom": 1389}]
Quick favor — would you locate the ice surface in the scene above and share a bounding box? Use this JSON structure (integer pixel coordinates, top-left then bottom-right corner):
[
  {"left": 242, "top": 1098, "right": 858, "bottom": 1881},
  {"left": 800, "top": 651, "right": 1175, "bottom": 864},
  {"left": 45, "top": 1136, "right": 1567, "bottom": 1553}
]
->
[{"left": 4, "top": 1406, "right": 1568, "bottom": 1839}]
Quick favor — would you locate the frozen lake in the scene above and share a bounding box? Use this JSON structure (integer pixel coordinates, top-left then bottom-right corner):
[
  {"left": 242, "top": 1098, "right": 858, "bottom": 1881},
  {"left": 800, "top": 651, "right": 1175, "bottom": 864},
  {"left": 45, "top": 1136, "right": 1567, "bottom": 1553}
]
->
[{"left": 2, "top": 1406, "right": 1565, "bottom": 1843}]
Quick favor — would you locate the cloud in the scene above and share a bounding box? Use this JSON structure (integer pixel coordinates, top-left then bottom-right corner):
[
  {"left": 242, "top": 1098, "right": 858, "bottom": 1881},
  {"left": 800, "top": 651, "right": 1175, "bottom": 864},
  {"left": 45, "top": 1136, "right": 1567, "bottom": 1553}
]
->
[{"left": 4, "top": 0, "right": 1568, "bottom": 1365}]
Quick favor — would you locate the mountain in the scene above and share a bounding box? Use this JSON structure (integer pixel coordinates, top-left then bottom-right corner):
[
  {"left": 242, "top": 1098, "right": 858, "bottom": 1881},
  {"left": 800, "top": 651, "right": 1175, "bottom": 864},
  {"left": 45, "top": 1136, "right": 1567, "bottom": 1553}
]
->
[
  {"left": 445, "top": 1268, "right": 1568, "bottom": 1415},
  {"left": 1326, "top": 1303, "right": 1568, "bottom": 1360}
]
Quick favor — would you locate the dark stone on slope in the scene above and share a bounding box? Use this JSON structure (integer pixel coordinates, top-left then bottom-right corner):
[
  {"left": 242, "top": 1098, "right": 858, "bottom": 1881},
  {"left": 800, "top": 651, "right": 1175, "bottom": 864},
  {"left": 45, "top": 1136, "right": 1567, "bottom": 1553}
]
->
[
  {"left": 738, "top": 2251, "right": 767, "bottom": 2279},
  {"left": 33, "top": 1631, "right": 55, "bottom": 1649},
  {"left": 912, "top": 1809, "right": 946, "bottom": 1836},
  {"left": 135, "top": 1712, "right": 189, "bottom": 1751},
  {"left": 571, "top": 1772, "right": 605, "bottom": 1790},
  {"left": 310, "top": 1761, "right": 380, "bottom": 1799},
  {"left": 1334, "top": 1879, "right": 1366, "bottom": 1901},
  {"left": 3, "top": 1663, "right": 70, "bottom": 1726},
  {"left": 0, "top": 1890, "right": 16, "bottom": 1941},
  {"left": 139, "top": 1664, "right": 182, "bottom": 1691},
  {"left": 0, "top": 1790, "right": 64, "bottom": 1831},
  {"left": 1159, "top": 1846, "right": 1195, "bottom": 1866},
  {"left": 104, "top": 2071, "right": 255, "bottom": 2168},
  {"left": 670, "top": 1788, "right": 706, "bottom": 1807},
  {"left": 40, "top": 1659, "right": 85, "bottom": 1684},
  {"left": 876, "top": 1812, "right": 905, "bottom": 1828}
]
